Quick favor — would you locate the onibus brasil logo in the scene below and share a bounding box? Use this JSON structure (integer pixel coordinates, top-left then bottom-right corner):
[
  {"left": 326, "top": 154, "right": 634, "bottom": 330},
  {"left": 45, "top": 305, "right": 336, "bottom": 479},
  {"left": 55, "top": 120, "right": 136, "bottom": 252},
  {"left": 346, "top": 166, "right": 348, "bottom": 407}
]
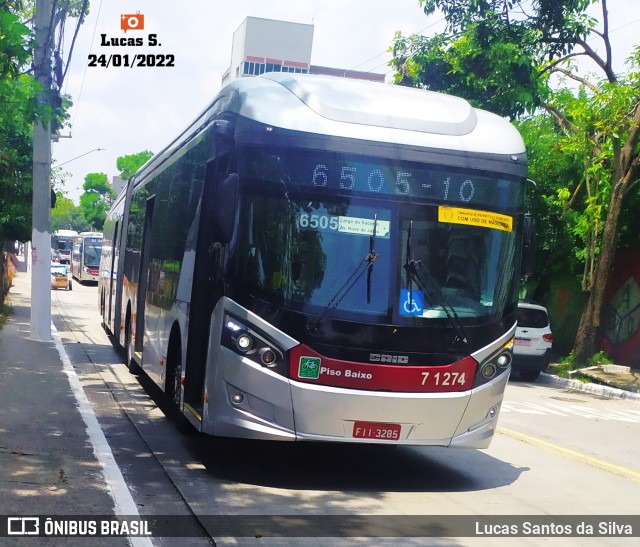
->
[{"left": 299, "top": 356, "right": 321, "bottom": 379}]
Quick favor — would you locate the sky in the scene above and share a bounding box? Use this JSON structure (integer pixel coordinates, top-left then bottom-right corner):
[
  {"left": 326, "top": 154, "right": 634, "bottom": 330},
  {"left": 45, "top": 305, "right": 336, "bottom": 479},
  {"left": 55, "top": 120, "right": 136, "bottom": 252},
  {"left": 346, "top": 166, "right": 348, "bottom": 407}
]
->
[{"left": 52, "top": 0, "right": 640, "bottom": 204}]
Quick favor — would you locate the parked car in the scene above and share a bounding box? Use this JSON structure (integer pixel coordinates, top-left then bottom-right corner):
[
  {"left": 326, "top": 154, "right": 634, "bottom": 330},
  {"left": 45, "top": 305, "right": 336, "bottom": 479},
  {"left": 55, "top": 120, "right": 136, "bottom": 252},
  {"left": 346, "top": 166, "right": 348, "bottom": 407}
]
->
[
  {"left": 513, "top": 301, "right": 553, "bottom": 381},
  {"left": 51, "top": 263, "right": 72, "bottom": 291}
]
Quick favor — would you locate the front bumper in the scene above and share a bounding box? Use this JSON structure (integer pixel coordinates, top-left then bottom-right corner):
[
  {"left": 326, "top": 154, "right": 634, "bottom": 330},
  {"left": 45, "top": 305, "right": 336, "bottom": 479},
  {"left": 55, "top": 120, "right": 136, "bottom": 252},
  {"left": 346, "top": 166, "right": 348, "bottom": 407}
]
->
[{"left": 199, "top": 298, "right": 509, "bottom": 449}]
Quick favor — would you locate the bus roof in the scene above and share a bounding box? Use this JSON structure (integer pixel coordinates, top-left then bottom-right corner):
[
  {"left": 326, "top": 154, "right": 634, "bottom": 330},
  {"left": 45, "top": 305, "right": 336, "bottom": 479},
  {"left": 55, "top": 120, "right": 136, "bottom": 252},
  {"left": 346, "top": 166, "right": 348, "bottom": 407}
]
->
[
  {"left": 229, "top": 74, "right": 526, "bottom": 156},
  {"left": 262, "top": 73, "right": 477, "bottom": 135},
  {"left": 131, "top": 74, "right": 526, "bottom": 188}
]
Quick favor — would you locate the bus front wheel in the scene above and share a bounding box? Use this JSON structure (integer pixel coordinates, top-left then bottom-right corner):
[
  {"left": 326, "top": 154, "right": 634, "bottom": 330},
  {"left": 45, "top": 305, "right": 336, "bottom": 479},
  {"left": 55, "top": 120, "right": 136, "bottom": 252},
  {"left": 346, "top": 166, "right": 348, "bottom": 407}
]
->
[{"left": 166, "top": 335, "right": 182, "bottom": 409}]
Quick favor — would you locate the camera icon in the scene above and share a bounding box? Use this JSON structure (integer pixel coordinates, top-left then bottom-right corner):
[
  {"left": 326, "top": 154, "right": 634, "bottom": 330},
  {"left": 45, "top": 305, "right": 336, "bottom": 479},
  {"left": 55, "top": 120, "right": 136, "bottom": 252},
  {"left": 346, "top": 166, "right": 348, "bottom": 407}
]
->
[
  {"left": 7, "top": 517, "right": 39, "bottom": 535},
  {"left": 121, "top": 12, "right": 145, "bottom": 32}
]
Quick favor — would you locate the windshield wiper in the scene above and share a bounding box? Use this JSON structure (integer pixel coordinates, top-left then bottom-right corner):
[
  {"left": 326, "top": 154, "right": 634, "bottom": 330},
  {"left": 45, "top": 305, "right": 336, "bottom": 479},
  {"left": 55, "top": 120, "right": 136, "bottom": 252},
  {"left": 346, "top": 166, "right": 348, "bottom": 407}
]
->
[
  {"left": 403, "top": 220, "right": 469, "bottom": 346},
  {"left": 308, "top": 214, "right": 378, "bottom": 332}
]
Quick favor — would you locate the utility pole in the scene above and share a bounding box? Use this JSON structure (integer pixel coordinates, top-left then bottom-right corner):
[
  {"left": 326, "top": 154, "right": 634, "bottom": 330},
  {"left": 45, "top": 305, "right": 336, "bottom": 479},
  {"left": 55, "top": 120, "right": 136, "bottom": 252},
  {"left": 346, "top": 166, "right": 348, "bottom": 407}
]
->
[{"left": 31, "top": 0, "right": 53, "bottom": 342}]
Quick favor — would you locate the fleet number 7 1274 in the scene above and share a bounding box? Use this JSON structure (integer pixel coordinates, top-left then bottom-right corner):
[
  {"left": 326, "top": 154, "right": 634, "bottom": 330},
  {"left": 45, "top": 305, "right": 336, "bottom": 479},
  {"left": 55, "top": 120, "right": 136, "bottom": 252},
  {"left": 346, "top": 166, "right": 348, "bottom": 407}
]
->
[{"left": 421, "top": 371, "right": 467, "bottom": 386}]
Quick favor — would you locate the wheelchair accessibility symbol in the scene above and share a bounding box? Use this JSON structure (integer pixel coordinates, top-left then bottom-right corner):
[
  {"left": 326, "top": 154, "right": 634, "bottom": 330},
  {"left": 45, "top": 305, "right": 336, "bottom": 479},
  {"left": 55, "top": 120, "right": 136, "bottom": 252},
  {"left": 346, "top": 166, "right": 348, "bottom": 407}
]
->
[{"left": 400, "top": 289, "right": 424, "bottom": 316}]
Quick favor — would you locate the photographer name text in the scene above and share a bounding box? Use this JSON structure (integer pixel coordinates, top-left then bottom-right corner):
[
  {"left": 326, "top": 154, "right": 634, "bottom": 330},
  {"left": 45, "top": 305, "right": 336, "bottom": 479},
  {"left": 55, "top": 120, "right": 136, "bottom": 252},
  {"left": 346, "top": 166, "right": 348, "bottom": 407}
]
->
[
  {"left": 476, "top": 520, "right": 633, "bottom": 536},
  {"left": 88, "top": 13, "right": 175, "bottom": 69}
]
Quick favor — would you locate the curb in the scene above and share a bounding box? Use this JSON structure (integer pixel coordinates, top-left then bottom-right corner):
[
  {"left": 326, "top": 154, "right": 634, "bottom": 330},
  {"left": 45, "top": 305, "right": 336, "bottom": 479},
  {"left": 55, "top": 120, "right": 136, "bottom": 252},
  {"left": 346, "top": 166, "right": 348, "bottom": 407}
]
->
[{"left": 538, "top": 372, "right": 640, "bottom": 403}]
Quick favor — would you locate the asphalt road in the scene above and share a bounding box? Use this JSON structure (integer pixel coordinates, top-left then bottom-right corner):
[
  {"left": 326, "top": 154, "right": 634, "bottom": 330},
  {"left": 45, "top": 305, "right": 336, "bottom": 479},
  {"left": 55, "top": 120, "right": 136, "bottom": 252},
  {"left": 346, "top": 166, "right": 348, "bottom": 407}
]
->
[{"left": 49, "top": 280, "right": 640, "bottom": 546}]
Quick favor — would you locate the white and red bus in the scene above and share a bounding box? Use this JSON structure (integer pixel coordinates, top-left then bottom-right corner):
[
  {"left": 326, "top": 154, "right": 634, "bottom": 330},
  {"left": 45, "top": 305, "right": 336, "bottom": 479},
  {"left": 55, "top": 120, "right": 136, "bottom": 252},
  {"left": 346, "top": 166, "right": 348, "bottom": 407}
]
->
[
  {"left": 52, "top": 229, "right": 78, "bottom": 264},
  {"left": 99, "top": 74, "right": 529, "bottom": 448},
  {"left": 71, "top": 232, "right": 102, "bottom": 282}
]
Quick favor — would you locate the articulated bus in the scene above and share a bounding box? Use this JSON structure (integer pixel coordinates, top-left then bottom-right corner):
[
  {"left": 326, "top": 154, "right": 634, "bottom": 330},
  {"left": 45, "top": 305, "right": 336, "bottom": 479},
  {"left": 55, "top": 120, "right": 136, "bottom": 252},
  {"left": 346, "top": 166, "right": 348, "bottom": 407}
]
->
[
  {"left": 99, "top": 73, "right": 529, "bottom": 448},
  {"left": 52, "top": 229, "right": 79, "bottom": 264},
  {"left": 71, "top": 232, "right": 103, "bottom": 282}
]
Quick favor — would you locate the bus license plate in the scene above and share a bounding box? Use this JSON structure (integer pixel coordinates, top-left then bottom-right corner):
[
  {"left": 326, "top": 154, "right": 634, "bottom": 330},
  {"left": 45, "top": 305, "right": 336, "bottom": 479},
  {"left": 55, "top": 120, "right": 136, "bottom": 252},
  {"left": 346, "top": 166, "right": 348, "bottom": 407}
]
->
[{"left": 353, "top": 421, "right": 401, "bottom": 441}]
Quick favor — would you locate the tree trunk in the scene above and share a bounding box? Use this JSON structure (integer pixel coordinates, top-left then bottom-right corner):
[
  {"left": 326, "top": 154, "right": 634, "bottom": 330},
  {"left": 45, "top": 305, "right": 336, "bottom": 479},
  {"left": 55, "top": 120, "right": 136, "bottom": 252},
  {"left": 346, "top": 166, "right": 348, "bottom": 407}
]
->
[
  {"left": 573, "top": 182, "right": 625, "bottom": 365},
  {"left": 573, "top": 95, "right": 640, "bottom": 366}
]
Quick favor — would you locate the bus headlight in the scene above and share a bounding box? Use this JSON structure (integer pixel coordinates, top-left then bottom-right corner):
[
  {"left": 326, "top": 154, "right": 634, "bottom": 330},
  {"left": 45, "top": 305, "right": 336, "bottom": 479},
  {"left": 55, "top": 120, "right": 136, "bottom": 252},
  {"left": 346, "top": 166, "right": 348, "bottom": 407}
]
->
[
  {"left": 496, "top": 352, "right": 511, "bottom": 368},
  {"left": 222, "top": 314, "right": 287, "bottom": 374},
  {"left": 259, "top": 348, "right": 277, "bottom": 367},
  {"left": 480, "top": 363, "right": 497, "bottom": 379},
  {"left": 236, "top": 333, "right": 254, "bottom": 352},
  {"left": 473, "top": 343, "right": 513, "bottom": 388}
]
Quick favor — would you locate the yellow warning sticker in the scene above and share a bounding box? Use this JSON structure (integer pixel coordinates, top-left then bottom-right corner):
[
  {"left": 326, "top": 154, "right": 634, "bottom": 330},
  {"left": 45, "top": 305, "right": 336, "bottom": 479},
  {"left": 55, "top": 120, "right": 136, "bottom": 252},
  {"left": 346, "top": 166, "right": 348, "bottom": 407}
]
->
[{"left": 438, "top": 206, "right": 513, "bottom": 232}]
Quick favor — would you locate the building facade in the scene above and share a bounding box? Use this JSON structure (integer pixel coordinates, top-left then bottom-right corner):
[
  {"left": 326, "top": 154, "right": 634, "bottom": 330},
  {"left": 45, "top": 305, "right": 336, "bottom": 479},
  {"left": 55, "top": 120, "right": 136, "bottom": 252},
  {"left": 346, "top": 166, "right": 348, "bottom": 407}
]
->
[{"left": 222, "top": 17, "right": 384, "bottom": 86}]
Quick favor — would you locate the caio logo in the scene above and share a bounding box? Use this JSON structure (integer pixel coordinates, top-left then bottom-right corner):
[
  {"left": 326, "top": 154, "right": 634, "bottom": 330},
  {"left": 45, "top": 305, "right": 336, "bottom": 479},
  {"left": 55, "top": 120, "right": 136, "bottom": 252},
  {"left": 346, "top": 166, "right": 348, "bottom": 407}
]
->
[{"left": 121, "top": 11, "right": 144, "bottom": 32}]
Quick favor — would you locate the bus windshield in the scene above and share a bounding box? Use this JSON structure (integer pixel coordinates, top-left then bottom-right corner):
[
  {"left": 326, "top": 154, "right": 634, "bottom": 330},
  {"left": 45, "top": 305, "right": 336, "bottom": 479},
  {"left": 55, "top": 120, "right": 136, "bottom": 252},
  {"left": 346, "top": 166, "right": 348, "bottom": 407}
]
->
[
  {"left": 83, "top": 238, "right": 102, "bottom": 268},
  {"left": 234, "top": 146, "right": 523, "bottom": 325},
  {"left": 54, "top": 238, "right": 73, "bottom": 252}
]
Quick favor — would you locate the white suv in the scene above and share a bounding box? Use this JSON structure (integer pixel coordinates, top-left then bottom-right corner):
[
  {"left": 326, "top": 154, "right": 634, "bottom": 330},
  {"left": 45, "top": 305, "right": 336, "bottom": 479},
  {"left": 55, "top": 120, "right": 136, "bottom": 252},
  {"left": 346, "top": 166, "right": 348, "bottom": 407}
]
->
[{"left": 513, "top": 301, "right": 553, "bottom": 381}]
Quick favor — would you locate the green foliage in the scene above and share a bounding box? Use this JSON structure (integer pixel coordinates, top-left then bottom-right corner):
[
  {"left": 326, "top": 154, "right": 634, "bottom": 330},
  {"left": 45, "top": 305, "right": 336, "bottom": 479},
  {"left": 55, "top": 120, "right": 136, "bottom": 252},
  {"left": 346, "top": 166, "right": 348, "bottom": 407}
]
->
[
  {"left": 117, "top": 150, "right": 153, "bottom": 180},
  {"left": 391, "top": 1, "right": 640, "bottom": 364},
  {"left": 391, "top": 0, "right": 601, "bottom": 118},
  {"left": 0, "top": 2, "right": 82, "bottom": 244},
  {"left": 0, "top": 7, "right": 37, "bottom": 244},
  {"left": 391, "top": 21, "right": 549, "bottom": 118},
  {"left": 0, "top": 9, "right": 32, "bottom": 77},
  {"left": 524, "top": 60, "right": 640, "bottom": 291},
  {"left": 78, "top": 172, "right": 113, "bottom": 230},
  {"left": 51, "top": 193, "right": 91, "bottom": 232},
  {"left": 75, "top": 150, "right": 154, "bottom": 231},
  {"left": 515, "top": 112, "right": 583, "bottom": 280},
  {"left": 419, "top": 0, "right": 596, "bottom": 59},
  {"left": 0, "top": 301, "right": 11, "bottom": 332},
  {"left": 557, "top": 348, "right": 613, "bottom": 373},
  {"left": 82, "top": 172, "right": 111, "bottom": 195}
]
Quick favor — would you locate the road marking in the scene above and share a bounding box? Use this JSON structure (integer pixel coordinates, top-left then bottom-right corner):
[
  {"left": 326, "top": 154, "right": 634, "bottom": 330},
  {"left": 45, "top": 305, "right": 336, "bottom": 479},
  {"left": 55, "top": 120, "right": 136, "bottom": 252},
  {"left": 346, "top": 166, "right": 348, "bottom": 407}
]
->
[
  {"left": 498, "top": 427, "right": 640, "bottom": 483},
  {"left": 52, "top": 323, "right": 153, "bottom": 547},
  {"left": 501, "top": 401, "right": 640, "bottom": 422}
]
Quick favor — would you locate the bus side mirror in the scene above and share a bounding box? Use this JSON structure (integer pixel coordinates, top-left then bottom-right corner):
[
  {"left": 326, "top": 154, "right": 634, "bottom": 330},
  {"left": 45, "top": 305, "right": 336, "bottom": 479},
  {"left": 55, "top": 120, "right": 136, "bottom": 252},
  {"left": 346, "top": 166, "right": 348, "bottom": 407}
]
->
[
  {"left": 522, "top": 212, "right": 536, "bottom": 276},
  {"left": 212, "top": 173, "right": 238, "bottom": 244}
]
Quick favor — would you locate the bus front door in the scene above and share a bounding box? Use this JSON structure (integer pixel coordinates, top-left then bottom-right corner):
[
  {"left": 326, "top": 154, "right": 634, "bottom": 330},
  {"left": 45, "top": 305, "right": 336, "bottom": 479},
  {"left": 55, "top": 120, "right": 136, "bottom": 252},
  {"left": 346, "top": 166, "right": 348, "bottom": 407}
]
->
[
  {"left": 134, "top": 196, "right": 155, "bottom": 360},
  {"left": 183, "top": 159, "right": 225, "bottom": 421}
]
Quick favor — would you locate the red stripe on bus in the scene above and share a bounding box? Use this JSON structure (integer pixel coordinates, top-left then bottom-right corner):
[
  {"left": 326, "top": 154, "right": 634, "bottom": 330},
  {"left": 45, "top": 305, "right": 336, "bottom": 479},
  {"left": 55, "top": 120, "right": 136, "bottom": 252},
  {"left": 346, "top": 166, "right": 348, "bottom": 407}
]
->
[{"left": 290, "top": 344, "right": 477, "bottom": 392}]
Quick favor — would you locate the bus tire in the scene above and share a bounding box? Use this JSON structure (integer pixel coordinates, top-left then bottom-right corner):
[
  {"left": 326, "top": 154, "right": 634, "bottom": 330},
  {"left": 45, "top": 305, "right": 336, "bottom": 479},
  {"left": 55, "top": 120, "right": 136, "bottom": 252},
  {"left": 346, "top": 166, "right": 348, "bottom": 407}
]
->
[
  {"left": 165, "top": 328, "right": 182, "bottom": 409},
  {"left": 165, "top": 328, "right": 194, "bottom": 433}
]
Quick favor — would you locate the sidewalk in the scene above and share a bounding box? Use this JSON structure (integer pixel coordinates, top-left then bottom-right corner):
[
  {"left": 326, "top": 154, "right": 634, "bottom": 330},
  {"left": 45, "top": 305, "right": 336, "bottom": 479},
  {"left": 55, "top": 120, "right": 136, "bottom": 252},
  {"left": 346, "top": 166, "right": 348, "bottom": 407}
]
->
[
  {"left": 540, "top": 365, "right": 640, "bottom": 401},
  {"left": 0, "top": 266, "right": 125, "bottom": 533}
]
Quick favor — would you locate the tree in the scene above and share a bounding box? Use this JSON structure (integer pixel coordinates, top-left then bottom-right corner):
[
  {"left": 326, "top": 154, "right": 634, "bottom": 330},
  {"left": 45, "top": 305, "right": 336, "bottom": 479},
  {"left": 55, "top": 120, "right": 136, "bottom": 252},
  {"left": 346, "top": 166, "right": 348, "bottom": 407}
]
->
[
  {"left": 1, "top": 1, "right": 89, "bottom": 308},
  {"left": 0, "top": 2, "right": 37, "bottom": 246},
  {"left": 0, "top": 2, "right": 37, "bottom": 306},
  {"left": 51, "top": 193, "right": 91, "bottom": 232},
  {"left": 117, "top": 150, "right": 153, "bottom": 180},
  {"left": 514, "top": 98, "right": 585, "bottom": 283},
  {"left": 391, "top": 21, "right": 549, "bottom": 119},
  {"left": 78, "top": 172, "right": 114, "bottom": 230},
  {"left": 390, "top": 0, "right": 640, "bottom": 364}
]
